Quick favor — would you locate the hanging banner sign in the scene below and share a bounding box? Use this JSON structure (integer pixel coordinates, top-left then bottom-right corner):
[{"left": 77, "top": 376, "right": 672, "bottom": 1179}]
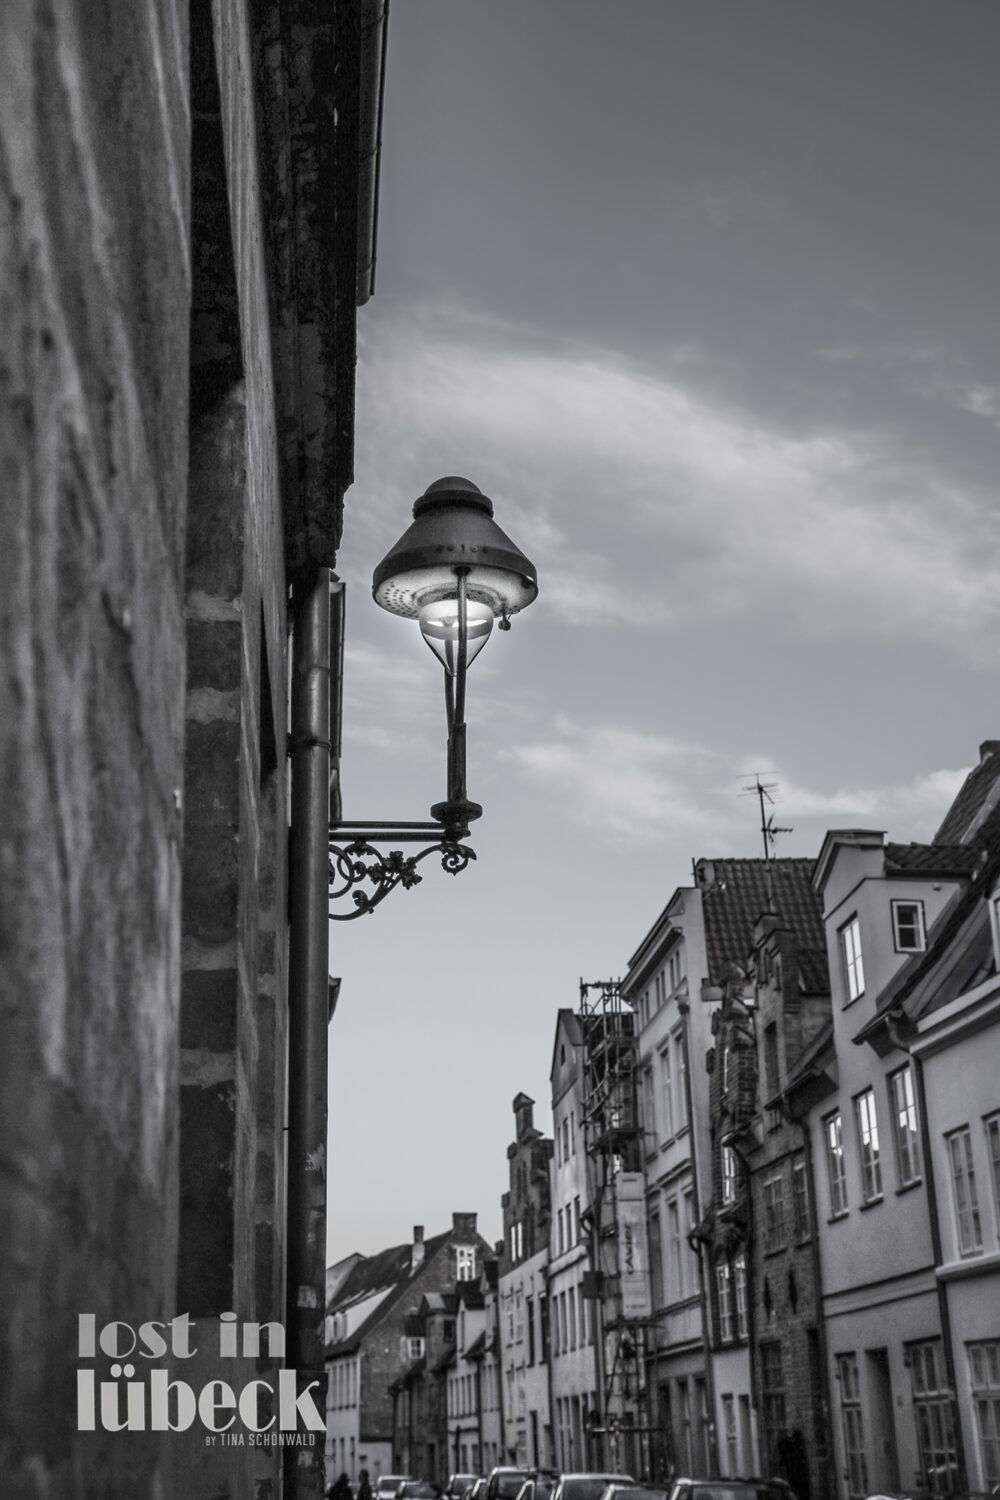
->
[{"left": 616, "top": 1173, "right": 651, "bottom": 1318}]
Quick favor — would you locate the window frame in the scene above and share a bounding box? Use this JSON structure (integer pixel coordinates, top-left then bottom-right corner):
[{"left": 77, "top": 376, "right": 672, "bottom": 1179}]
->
[
  {"left": 824, "top": 1109, "right": 848, "bottom": 1217},
  {"left": 947, "top": 1125, "right": 983, "bottom": 1257},
  {"left": 891, "top": 898, "right": 927, "bottom": 953},
  {"left": 854, "top": 1087, "right": 884, "bottom": 1203},
  {"left": 888, "top": 1064, "right": 922, "bottom": 1188},
  {"left": 840, "top": 915, "right": 865, "bottom": 1003}
]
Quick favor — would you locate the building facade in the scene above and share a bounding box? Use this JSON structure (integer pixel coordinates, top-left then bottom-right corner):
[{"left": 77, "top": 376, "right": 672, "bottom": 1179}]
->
[
  {"left": 326, "top": 1218, "right": 490, "bottom": 1487},
  {"left": 787, "top": 746, "right": 1000, "bottom": 1500},
  {"left": 1, "top": 4, "right": 386, "bottom": 1498},
  {"left": 499, "top": 1093, "right": 555, "bottom": 1465}
]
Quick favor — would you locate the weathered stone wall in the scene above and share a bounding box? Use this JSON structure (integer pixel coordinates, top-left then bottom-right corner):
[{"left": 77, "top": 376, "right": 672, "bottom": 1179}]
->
[
  {"left": 174, "top": 2, "right": 290, "bottom": 1496},
  {"left": 0, "top": 2, "right": 190, "bottom": 1496}
]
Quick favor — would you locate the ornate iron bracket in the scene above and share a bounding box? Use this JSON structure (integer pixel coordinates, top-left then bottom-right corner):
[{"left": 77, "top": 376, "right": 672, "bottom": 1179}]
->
[{"left": 328, "top": 821, "right": 476, "bottom": 920}]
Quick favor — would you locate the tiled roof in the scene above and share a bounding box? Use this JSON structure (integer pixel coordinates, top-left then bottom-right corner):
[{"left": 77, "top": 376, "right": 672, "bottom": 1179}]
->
[
  {"left": 326, "top": 1228, "right": 459, "bottom": 1355},
  {"left": 883, "top": 842, "right": 982, "bottom": 876},
  {"left": 328, "top": 1230, "right": 451, "bottom": 1315},
  {"left": 933, "top": 743, "right": 1000, "bottom": 843},
  {"left": 701, "top": 858, "right": 825, "bottom": 985}
]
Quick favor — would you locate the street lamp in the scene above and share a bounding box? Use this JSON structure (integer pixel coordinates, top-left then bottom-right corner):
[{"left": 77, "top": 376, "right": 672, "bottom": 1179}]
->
[{"left": 329, "top": 476, "right": 538, "bottom": 918}]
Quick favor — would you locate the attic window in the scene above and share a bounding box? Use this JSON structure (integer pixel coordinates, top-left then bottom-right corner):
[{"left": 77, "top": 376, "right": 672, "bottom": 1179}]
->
[
  {"left": 456, "top": 1245, "right": 477, "bottom": 1282},
  {"left": 891, "top": 900, "right": 926, "bottom": 954}
]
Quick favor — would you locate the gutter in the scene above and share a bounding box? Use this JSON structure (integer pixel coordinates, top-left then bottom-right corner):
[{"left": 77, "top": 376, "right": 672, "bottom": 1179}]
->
[{"left": 356, "top": 0, "right": 390, "bottom": 305}]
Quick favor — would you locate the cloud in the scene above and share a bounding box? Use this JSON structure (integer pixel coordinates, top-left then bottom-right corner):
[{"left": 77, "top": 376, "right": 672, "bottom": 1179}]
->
[
  {"left": 353, "top": 301, "right": 1000, "bottom": 657},
  {"left": 502, "top": 713, "right": 973, "bottom": 851}
]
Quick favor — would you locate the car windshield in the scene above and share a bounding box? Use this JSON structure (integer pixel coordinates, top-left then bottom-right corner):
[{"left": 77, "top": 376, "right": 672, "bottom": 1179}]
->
[
  {"left": 690, "top": 1487, "right": 786, "bottom": 1500},
  {"left": 612, "top": 1490, "right": 667, "bottom": 1500},
  {"left": 564, "top": 1482, "right": 632, "bottom": 1500},
  {"left": 496, "top": 1480, "right": 531, "bottom": 1499}
]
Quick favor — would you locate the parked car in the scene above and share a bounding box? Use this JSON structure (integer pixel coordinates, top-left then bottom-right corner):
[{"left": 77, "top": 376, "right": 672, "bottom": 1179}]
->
[
  {"left": 447, "top": 1479, "right": 479, "bottom": 1500},
  {"left": 598, "top": 1485, "right": 668, "bottom": 1500},
  {"left": 465, "top": 1480, "right": 489, "bottom": 1500},
  {"left": 515, "top": 1476, "right": 560, "bottom": 1500},
  {"left": 666, "top": 1480, "right": 797, "bottom": 1500},
  {"left": 487, "top": 1471, "right": 538, "bottom": 1500},
  {"left": 374, "top": 1478, "right": 412, "bottom": 1500},
  {"left": 397, "top": 1485, "right": 441, "bottom": 1500},
  {"left": 552, "top": 1476, "right": 635, "bottom": 1500}
]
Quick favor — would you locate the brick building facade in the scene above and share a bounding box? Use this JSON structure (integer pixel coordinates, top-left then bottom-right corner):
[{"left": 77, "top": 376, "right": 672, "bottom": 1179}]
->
[{"left": 1, "top": 4, "right": 387, "bottom": 1497}]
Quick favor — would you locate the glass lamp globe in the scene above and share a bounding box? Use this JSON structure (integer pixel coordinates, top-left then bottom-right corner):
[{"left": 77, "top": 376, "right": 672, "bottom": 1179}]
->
[{"left": 372, "top": 477, "right": 538, "bottom": 652}]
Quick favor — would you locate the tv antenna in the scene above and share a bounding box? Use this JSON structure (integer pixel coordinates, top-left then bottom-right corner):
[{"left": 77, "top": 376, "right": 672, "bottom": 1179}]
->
[{"left": 741, "top": 774, "right": 793, "bottom": 861}]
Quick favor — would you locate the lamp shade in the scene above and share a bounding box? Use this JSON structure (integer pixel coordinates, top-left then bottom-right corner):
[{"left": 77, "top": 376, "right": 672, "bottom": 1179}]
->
[{"left": 372, "top": 477, "right": 538, "bottom": 623}]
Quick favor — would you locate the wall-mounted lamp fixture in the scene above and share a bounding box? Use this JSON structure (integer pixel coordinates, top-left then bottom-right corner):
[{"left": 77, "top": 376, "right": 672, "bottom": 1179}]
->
[{"left": 329, "top": 476, "right": 537, "bottom": 918}]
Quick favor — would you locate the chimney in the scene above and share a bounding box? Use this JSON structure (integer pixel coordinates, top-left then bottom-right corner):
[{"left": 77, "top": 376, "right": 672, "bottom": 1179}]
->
[
  {"left": 411, "top": 1225, "right": 425, "bottom": 1273},
  {"left": 452, "top": 1212, "right": 477, "bottom": 1240}
]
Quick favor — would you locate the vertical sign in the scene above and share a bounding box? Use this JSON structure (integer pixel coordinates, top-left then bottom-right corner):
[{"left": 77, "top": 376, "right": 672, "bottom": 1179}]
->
[{"left": 616, "top": 1173, "right": 651, "bottom": 1318}]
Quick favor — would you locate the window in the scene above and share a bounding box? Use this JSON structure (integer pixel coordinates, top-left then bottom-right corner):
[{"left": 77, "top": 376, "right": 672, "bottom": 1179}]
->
[
  {"left": 721, "top": 1041, "right": 730, "bottom": 1093},
  {"left": 675, "top": 1027, "right": 690, "bottom": 1129},
  {"left": 763, "top": 1171, "right": 786, "bottom": 1251},
  {"left": 667, "top": 1198, "right": 682, "bottom": 1300},
  {"left": 969, "top": 1341, "right": 1000, "bottom": 1488},
  {"left": 836, "top": 1353, "right": 869, "bottom": 1499},
  {"left": 649, "top": 1210, "right": 664, "bottom": 1307},
  {"left": 509, "top": 1220, "right": 523, "bottom": 1262},
  {"left": 908, "top": 1339, "right": 959, "bottom": 1496},
  {"left": 759, "top": 1343, "right": 787, "bottom": 1471},
  {"left": 791, "top": 1153, "right": 811, "bottom": 1241},
  {"left": 716, "top": 1261, "right": 734, "bottom": 1342},
  {"left": 734, "top": 1252, "right": 748, "bottom": 1339},
  {"left": 892, "top": 899, "right": 926, "bottom": 953},
  {"left": 986, "top": 1115, "right": 1000, "bottom": 1235},
  {"left": 763, "top": 1022, "right": 780, "bottom": 1099},
  {"left": 526, "top": 1295, "right": 535, "bottom": 1365},
  {"left": 722, "top": 1394, "right": 738, "bottom": 1476},
  {"left": 841, "top": 916, "right": 865, "bottom": 1002},
  {"left": 406, "top": 1336, "right": 424, "bottom": 1360},
  {"left": 456, "top": 1246, "right": 476, "bottom": 1281},
  {"left": 824, "top": 1111, "right": 848, "bottom": 1216},
  {"left": 722, "top": 1144, "right": 738, "bottom": 1205},
  {"left": 947, "top": 1126, "right": 983, "bottom": 1256},
  {"left": 889, "top": 1065, "right": 922, "bottom": 1187},
  {"left": 660, "top": 1045, "right": 674, "bottom": 1138},
  {"left": 855, "top": 1088, "right": 883, "bottom": 1202}
]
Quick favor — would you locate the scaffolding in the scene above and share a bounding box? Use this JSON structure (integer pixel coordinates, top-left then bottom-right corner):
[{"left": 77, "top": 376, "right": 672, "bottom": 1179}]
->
[{"left": 578, "top": 979, "right": 658, "bottom": 1479}]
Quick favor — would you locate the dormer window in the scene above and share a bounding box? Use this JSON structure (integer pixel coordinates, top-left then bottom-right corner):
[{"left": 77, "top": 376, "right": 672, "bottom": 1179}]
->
[{"left": 892, "top": 900, "right": 926, "bottom": 954}]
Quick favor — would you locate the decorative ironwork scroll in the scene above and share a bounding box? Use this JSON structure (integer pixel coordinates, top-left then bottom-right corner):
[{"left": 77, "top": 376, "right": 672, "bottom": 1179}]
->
[{"left": 328, "top": 824, "right": 476, "bottom": 919}]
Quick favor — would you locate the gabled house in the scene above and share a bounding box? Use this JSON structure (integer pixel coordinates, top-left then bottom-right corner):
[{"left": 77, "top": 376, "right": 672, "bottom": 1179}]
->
[
  {"left": 784, "top": 742, "right": 1000, "bottom": 1500},
  {"left": 710, "top": 870, "right": 831, "bottom": 1500},
  {"left": 625, "top": 856, "right": 818, "bottom": 1479},
  {"left": 326, "top": 1216, "right": 490, "bottom": 1485},
  {"left": 499, "top": 1092, "right": 555, "bottom": 1466},
  {"left": 548, "top": 1009, "right": 600, "bottom": 1469}
]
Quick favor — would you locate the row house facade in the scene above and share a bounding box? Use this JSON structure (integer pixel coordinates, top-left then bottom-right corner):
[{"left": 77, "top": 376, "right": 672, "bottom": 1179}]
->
[
  {"left": 325, "top": 1216, "right": 490, "bottom": 1485},
  {"left": 784, "top": 743, "right": 1000, "bottom": 1500},
  {"left": 710, "top": 877, "right": 833, "bottom": 1500},
  {"left": 500, "top": 1093, "right": 556, "bottom": 1465},
  {"left": 549, "top": 1011, "right": 602, "bottom": 1470},
  {"left": 326, "top": 744, "right": 1000, "bottom": 1494},
  {"left": 624, "top": 858, "right": 822, "bottom": 1480}
]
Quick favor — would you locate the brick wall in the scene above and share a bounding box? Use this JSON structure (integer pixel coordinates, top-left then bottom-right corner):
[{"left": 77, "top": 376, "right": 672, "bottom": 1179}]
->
[{"left": 0, "top": 3, "right": 190, "bottom": 1496}]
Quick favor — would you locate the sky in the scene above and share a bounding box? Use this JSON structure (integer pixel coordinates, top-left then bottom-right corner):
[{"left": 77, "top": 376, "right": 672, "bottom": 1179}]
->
[{"left": 325, "top": 0, "right": 1000, "bottom": 1265}]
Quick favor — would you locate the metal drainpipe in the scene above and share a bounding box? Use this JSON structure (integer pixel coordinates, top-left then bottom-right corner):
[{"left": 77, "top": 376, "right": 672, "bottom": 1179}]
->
[
  {"left": 286, "top": 563, "right": 332, "bottom": 1499},
  {"left": 679, "top": 997, "right": 719, "bottom": 1476},
  {"left": 907, "top": 1038, "right": 968, "bottom": 1492}
]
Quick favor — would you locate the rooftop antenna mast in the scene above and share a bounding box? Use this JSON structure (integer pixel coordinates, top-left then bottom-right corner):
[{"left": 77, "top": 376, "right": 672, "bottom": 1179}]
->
[{"left": 741, "top": 773, "right": 793, "bottom": 908}]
